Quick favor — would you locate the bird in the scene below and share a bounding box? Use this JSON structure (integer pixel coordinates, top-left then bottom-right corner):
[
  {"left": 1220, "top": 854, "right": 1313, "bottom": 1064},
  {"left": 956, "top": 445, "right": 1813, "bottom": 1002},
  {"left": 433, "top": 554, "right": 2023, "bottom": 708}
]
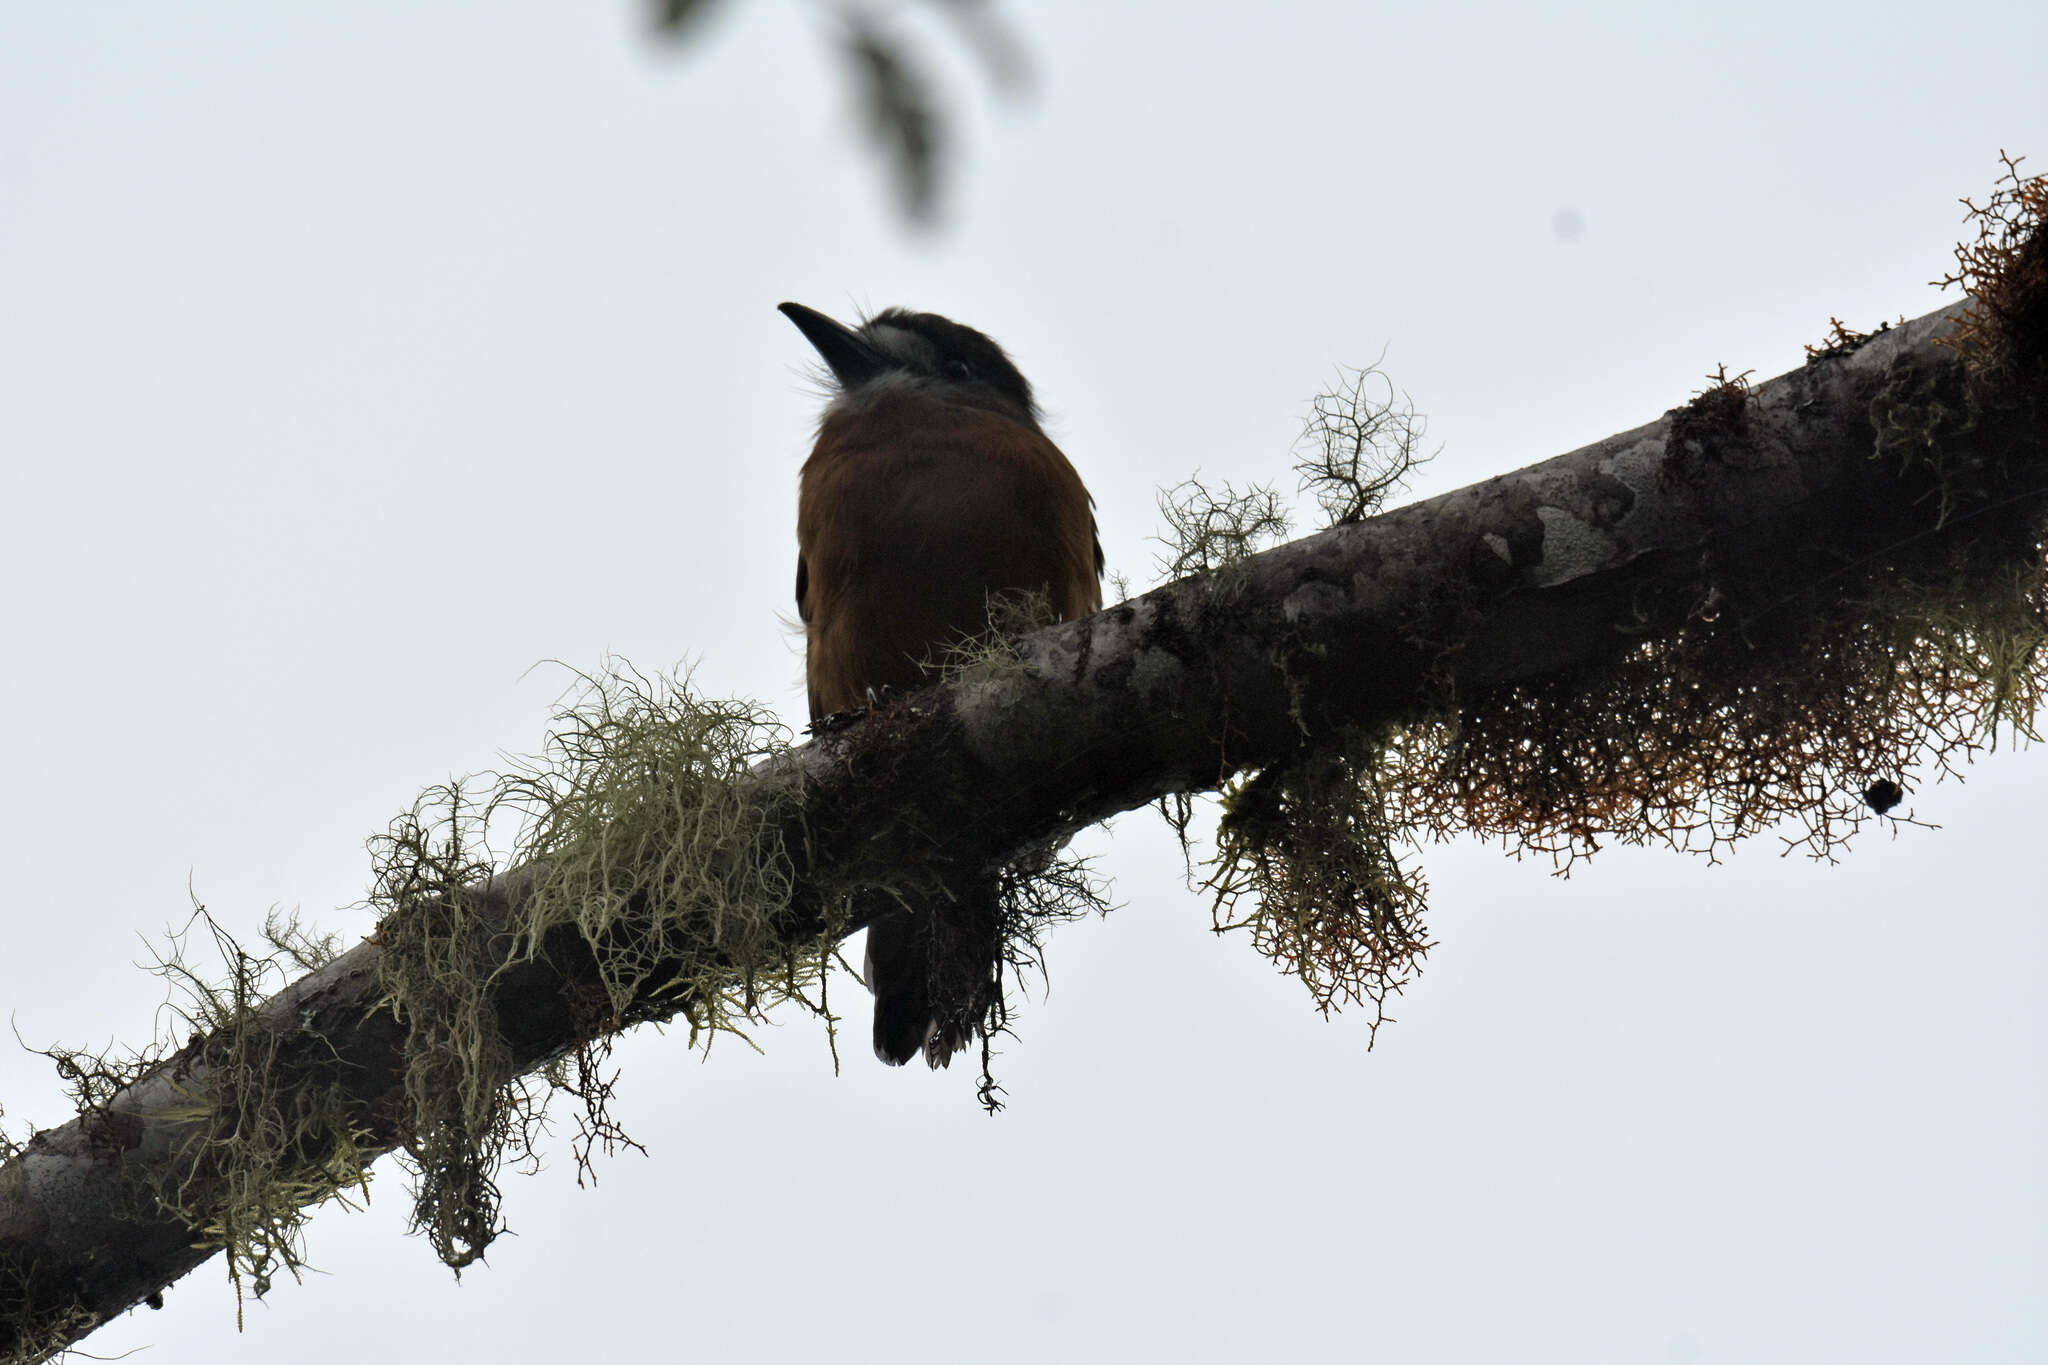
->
[{"left": 780, "top": 301, "right": 1103, "bottom": 1067}]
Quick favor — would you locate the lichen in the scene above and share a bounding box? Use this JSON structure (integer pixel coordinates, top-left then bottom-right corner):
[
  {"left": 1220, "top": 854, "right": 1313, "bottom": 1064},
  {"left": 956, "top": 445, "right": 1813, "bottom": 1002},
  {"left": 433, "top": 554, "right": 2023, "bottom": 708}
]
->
[
  {"left": 1937, "top": 151, "right": 2048, "bottom": 396},
  {"left": 12, "top": 905, "right": 372, "bottom": 1337},
  {"left": 1170, "top": 160, "right": 2046, "bottom": 1032},
  {"left": 368, "top": 664, "right": 834, "bottom": 1268},
  {"left": 145, "top": 909, "right": 371, "bottom": 1323},
  {"left": 1206, "top": 743, "right": 1432, "bottom": 1040},
  {"left": 0, "top": 1259, "right": 96, "bottom": 1365}
]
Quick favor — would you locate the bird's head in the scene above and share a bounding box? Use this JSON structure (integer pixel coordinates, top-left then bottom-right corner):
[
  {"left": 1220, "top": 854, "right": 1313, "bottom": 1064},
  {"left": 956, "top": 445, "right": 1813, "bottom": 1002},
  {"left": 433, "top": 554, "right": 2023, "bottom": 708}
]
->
[{"left": 778, "top": 302, "right": 1040, "bottom": 427}]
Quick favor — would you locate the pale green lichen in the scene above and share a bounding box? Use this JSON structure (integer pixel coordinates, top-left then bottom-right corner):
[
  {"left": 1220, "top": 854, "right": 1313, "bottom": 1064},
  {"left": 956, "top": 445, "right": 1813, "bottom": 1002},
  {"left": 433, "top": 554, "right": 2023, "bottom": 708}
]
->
[{"left": 369, "top": 665, "right": 830, "bottom": 1269}]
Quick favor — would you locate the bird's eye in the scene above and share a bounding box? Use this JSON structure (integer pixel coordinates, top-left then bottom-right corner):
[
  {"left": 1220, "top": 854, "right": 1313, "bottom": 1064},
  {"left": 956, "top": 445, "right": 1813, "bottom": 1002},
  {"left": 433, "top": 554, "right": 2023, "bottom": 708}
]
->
[{"left": 946, "top": 359, "right": 974, "bottom": 379}]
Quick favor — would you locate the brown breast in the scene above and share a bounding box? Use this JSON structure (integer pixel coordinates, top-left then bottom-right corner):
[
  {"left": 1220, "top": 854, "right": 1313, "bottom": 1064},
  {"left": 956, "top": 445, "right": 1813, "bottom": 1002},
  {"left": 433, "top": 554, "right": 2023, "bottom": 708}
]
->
[{"left": 798, "top": 393, "right": 1101, "bottom": 718}]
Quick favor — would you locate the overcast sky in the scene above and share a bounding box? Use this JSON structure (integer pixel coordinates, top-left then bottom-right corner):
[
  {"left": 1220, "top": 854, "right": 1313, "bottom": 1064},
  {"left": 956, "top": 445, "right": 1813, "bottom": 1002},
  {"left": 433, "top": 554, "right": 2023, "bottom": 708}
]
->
[{"left": 2, "top": 3, "right": 2042, "bottom": 1362}]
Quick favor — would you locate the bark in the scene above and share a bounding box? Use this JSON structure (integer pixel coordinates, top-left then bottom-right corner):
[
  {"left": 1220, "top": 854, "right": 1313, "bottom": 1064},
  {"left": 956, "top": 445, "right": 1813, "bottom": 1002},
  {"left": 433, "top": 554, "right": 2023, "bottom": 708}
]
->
[{"left": 3, "top": 298, "right": 2041, "bottom": 1360}]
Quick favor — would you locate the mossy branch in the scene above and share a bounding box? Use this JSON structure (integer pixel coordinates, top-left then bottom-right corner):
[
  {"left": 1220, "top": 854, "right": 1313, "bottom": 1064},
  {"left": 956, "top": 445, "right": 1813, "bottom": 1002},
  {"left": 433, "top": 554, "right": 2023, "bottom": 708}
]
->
[{"left": 5, "top": 188, "right": 2046, "bottom": 1360}]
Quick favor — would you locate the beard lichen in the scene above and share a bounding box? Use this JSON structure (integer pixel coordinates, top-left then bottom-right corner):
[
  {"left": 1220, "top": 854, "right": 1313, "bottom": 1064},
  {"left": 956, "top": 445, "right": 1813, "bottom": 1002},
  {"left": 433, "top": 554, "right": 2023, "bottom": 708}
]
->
[
  {"left": 366, "top": 796, "right": 521, "bottom": 1273},
  {"left": 494, "top": 671, "right": 812, "bottom": 1032},
  {"left": 934, "top": 586, "right": 1062, "bottom": 678},
  {"left": 368, "top": 664, "right": 828, "bottom": 1270},
  {"left": 968, "top": 851, "right": 1114, "bottom": 1114},
  {"left": 1159, "top": 359, "right": 1439, "bottom": 1030},
  {"left": 1206, "top": 745, "right": 1433, "bottom": 1041},
  {"left": 11, "top": 905, "right": 372, "bottom": 1335},
  {"left": 141, "top": 910, "right": 372, "bottom": 1322},
  {"left": 0, "top": 1262, "right": 96, "bottom": 1365}
]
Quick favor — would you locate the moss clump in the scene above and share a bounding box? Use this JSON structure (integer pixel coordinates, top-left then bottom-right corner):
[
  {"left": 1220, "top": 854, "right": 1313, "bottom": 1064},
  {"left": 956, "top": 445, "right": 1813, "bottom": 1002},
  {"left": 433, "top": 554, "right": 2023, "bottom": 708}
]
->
[
  {"left": 495, "top": 671, "right": 810, "bottom": 1029},
  {"left": 370, "top": 664, "right": 827, "bottom": 1269},
  {"left": 1938, "top": 151, "right": 2048, "bottom": 397},
  {"left": 933, "top": 586, "right": 1061, "bottom": 687},
  {"left": 1666, "top": 363, "right": 1754, "bottom": 479},
  {"left": 1397, "top": 552, "right": 2044, "bottom": 867},
  {"left": 0, "top": 1259, "right": 97, "bottom": 1365},
  {"left": 14, "top": 906, "right": 371, "bottom": 1331},
  {"left": 1804, "top": 315, "right": 1906, "bottom": 362},
  {"left": 1206, "top": 745, "right": 1431, "bottom": 1040},
  {"left": 366, "top": 799, "right": 520, "bottom": 1272},
  {"left": 1160, "top": 361, "right": 1437, "bottom": 1018},
  {"left": 145, "top": 910, "right": 372, "bottom": 1319},
  {"left": 1171, "top": 165, "right": 2047, "bottom": 1031}
]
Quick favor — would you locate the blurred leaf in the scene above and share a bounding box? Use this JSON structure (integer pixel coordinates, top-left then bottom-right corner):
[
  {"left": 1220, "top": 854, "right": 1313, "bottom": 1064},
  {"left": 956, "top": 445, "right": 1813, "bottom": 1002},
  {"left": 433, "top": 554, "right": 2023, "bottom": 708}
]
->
[
  {"left": 926, "top": 0, "right": 1033, "bottom": 95},
  {"left": 649, "top": 0, "right": 724, "bottom": 38},
  {"left": 641, "top": 0, "right": 1032, "bottom": 223},
  {"left": 841, "top": 13, "right": 941, "bottom": 222}
]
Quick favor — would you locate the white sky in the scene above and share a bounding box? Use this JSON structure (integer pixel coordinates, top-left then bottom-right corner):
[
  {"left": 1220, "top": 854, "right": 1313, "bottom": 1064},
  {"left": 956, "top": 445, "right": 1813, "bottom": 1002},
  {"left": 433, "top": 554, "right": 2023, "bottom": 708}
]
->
[{"left": 1, "top": 3, "right": 2042, "bottom": 1362}]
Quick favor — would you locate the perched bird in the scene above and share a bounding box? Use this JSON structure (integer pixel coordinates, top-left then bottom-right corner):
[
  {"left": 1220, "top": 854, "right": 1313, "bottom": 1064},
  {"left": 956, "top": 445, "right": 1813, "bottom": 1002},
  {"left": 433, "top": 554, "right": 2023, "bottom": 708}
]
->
[{"left": 780, "top": 302, "right": 1103, "bottom": 1067}]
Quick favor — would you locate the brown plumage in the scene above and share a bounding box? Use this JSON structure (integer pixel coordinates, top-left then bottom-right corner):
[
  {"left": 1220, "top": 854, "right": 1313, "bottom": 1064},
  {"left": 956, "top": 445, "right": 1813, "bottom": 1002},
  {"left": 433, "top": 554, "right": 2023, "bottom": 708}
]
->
[{"left": 782, "top": 303, "right": 1102, "bottom": 1067}]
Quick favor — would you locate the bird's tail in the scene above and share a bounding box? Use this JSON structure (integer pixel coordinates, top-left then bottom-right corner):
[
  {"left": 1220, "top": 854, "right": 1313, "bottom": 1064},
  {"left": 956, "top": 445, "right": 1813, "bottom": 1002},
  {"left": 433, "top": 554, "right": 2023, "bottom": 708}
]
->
[{"left": 863, "top": 877, "right": 1003, "bottom": 1069}]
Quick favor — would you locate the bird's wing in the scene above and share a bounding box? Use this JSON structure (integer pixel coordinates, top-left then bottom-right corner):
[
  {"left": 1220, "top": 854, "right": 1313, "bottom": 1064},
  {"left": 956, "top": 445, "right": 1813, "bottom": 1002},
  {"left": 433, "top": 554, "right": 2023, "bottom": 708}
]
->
[{"left": 796, "top": 553, "right": 827, "bottom": 720}]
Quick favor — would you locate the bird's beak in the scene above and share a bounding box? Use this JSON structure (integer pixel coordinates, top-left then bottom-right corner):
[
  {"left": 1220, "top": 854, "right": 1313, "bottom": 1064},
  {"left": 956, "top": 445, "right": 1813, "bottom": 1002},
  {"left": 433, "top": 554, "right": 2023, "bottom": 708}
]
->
[{"left": 778, "top": 302, "right": 891, "bottom": 388}]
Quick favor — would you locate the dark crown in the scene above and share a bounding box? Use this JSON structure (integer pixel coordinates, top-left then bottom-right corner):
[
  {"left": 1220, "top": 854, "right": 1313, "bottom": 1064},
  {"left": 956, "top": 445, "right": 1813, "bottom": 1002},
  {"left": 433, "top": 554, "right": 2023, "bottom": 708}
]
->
[{"left": 858, "top": 308, "right": 1039, "bottom": 422}]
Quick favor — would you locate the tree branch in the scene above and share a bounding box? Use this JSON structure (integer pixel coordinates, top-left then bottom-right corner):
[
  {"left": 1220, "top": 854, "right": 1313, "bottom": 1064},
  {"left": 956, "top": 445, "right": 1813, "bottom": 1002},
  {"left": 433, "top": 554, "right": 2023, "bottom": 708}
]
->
[{"left": 4, "top": 296, "right": 2043, "bottom": 1360}]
